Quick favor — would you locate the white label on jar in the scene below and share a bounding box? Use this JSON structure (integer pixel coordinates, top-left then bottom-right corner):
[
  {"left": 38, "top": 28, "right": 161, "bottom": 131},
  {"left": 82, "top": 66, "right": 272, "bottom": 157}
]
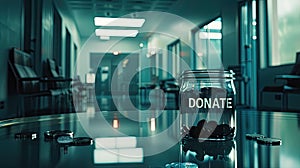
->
[{"left": 188, "top": 98, "right": 232, "bottom": 109}]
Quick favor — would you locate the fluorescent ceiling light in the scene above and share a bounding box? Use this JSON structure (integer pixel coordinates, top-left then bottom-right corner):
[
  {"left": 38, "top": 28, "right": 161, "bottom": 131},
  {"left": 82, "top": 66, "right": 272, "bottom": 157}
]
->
[
  {"left": 94, "top": 17, "right": 145, "bottom": 27},
  {"left": 95, "top": 29, "right": 138, "bottom": 37}
]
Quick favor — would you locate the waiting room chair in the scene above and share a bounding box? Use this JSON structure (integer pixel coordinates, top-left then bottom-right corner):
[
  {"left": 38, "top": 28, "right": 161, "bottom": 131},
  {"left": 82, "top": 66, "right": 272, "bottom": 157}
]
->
[
  {"left": 159, "top": 78, "right": 179, "bottom": 109},
  {"left": 45, "top": 58, "right": 74, "bottom": 112},
  {"left": 45, "top": 58, "right": 72, "bottom": 89},
  {"left": 260, "top": 52, "right": 300, "bottom": 111},
  {"left": 139, "top": 84, "right": 157, "bottom": 105},
  {"left": 227, "top": 65, "right": 248, "bottom": 108},
  {"left": 159, "top": 78, "right": 179, "bottom": 97},
  {"left": 8, "top": 48, "right": 62, "bottom": 116},
  {"left": 71, "top": 75, "right": 87, "bottom": 111}
]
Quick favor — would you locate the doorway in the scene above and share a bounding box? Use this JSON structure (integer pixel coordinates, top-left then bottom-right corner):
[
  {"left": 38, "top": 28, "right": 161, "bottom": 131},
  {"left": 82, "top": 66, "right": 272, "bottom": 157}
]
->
[
  {"left": 65, "top": 29, "right": 71, "bottom": 78},
  {"left": 91, "top": 52, "right": 139, "bottom": 111},
  {"left": 239, "top": 0, "right": 258, "bottom": 108}
]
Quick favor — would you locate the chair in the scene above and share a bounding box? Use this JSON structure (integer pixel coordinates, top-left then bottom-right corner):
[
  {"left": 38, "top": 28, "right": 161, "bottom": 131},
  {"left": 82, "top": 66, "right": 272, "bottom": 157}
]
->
[
  {"left": 159, "top": 79, "right": 179, "bottom": 97},
  {"left": 260, "top": 52, "right": 300, "bottom": 111},
  {"left": 227, "top": 65, "right": 247, "bottom": 107},
  {"left": 159, "top": 78, "right": 179, "bottom": 109},
  {"left": 45, "top": 59, "right": 72, "bottom": 89},
  {"left": 71, "top": 75, "right": 87, "bottom": 111},
  {"left": 139, "top": 84, "right": 157, "bottom": 105},
  {"left": 8, "top": 48, "right": 59, "bottom": 116},
  {"left": 45, "top": 58, "right": 73, "bottom": 112}
]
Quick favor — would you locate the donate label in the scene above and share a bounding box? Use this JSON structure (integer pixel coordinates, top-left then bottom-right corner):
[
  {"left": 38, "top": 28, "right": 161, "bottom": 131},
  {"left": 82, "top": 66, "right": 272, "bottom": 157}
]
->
[{"left": 188, "top": 98, "right": 233, "bottom": 109}]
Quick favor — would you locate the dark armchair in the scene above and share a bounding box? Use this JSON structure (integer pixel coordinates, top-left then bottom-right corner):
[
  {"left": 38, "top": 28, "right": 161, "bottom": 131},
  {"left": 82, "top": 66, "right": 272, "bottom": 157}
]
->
[
  {"left": 260, "top": 52, "right": 300, "bottom": 111},
  {"left": 8, "top": 48, "right": 60, "bottom": 116},
  {"left": 159, "top": 78, "right": 179, "bottom": 109},
  {"left": 44, "top": 58, "right": 74, "bottom": 112},
  {"left": 45, "top": 59, "right": 72, "bottom": 89}
]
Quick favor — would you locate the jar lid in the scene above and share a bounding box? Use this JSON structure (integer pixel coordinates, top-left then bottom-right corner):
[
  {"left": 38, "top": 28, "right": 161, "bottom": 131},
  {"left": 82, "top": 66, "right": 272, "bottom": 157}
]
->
[{"left": 180, "top": 69, "right": 235, "bottom": 79}]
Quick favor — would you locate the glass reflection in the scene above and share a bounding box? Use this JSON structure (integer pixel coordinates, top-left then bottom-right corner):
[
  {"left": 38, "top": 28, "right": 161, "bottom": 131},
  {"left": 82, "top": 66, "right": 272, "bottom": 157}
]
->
[
  {"left": 2, "top": 110, "right": 300, "bottom": 167},
  {"left": 150, "top": 117, "right": 156, "bottom": 132},
  {"left": 93, "top": 136, "right": 144, "bottom": 164},
  {"left": 112, "top": 119, "right": 119, "bottom": 129},
  {"left": 95, "top": 137, "right": 137, "bottom": 149}
]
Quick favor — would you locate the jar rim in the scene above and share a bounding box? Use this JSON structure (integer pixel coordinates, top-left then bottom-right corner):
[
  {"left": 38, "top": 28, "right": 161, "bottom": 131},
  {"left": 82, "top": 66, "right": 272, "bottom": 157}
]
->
[{"left": 180, "top": 69, "right": 235, "bottom": 79}]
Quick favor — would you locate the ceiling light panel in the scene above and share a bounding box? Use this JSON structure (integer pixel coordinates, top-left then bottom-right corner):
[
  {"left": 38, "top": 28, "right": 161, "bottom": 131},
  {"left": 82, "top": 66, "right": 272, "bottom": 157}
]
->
[
  {"left": 95, "top": 29, "right": 138, "bottom": 37},
  {"left": 94, "top": 17, "right": 145, "bottom": 27}
]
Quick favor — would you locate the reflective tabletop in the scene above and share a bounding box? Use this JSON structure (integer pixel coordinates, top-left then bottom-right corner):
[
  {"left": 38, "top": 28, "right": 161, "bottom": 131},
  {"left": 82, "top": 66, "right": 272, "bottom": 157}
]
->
[{"left": 0, "top": 109, "right": 299, "bottom": 168}]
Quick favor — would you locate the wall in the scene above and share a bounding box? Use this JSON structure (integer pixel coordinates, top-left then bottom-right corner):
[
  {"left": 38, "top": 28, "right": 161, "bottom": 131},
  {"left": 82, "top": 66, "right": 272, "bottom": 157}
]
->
[
  {"left": 221, "top": 1, "right": 239, "bottom": 67},
  {"left": 0, "top": 0, "right": 81, "bottom": 119},
  {"left": 144, "top": 0, "right": 239, "bottom": 78},
  {"left": 77, "top": 36, "right": 143, "bottom": 81},
  {"left": 41, "top": 0, "right": 54, "bottom": 67},
  {"left": 0, "top": 0, "right": 23, "bottom": 118},
  {"left": 178, "top": 0, "right": 239, "bottom": 68},
  {"left": 54, "top": 0, "right": 81, "bottom": 77}
]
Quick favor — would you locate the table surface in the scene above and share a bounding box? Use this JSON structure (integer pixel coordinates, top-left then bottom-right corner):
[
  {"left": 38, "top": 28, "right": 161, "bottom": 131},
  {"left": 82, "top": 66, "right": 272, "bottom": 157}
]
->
[{"left": 0, "top": 109, "right": 299, "bottom": 168}]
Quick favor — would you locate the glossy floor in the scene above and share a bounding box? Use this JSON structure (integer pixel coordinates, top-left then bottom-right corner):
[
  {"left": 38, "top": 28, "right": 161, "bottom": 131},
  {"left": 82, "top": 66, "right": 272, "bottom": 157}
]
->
[{"left": 0, "top": 106, "right": 300, "bottom": 167}]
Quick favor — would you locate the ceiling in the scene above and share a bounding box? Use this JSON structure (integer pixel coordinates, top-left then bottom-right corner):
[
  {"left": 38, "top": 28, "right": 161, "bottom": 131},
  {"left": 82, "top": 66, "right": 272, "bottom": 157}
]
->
[{"left": 65, "top": 0, "right": 182, "bottom": 39}]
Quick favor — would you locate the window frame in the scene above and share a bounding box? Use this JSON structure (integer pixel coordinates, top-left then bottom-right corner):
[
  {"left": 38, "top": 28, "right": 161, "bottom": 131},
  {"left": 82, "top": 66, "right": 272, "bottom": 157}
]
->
[
  {"left": 265, "top": 0, "right": 300, "bottom": 67},
  {"left": 191, "top": 16, "right": 223, "bottom": 70}
]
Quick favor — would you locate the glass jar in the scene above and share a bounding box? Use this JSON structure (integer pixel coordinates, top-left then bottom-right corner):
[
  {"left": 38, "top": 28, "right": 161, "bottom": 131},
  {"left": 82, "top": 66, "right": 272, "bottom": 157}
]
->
[{"left": 179, "top": 70, "right": 236, "bottom": 141}]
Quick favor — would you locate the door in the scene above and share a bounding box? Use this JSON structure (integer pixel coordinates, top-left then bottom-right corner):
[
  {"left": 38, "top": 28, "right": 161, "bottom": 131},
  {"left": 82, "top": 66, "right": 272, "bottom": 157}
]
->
[
  {"left": 167, "top": 39, "right": 181, "bottom": 77},
  {"left": 65, "top": 29, "right": 71, "bottom": 78},
  {"left": 239, "top": 0, "right": 258, "bottom": 108}
]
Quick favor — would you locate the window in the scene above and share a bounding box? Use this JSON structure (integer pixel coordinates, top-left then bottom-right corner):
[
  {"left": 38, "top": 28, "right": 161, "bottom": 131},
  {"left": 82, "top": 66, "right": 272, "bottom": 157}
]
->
[
  {"left": 193, "top": 17, "right": 222, "bottom": 69},
  {"left": 167, "top": 39, "right": 181, "bottom": 76},
  {"left": 53, "top": 6, "right": 62, "bottom": 66},
  {"left": 267, "top": 0, "right": 300, "bottom": 66}
]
